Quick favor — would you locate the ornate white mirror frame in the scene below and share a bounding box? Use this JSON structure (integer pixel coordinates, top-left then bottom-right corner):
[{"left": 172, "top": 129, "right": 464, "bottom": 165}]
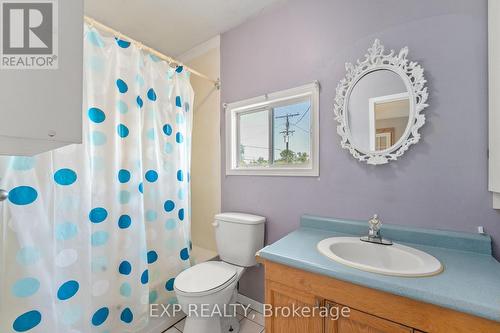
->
[{"left": 334, "top": 39, "right": 429, "bottom": 165}]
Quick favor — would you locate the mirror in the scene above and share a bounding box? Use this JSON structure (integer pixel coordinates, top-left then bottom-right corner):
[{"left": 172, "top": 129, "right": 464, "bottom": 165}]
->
[
  {"left": 348, "top": 69, "right": 410, "bottom": 152},
  {"left": 334, "top": 39, "right": 428, "bottom": 165}
]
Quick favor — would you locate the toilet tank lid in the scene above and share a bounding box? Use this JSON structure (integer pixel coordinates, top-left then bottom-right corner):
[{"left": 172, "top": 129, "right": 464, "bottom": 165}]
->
[{"left": 215, "top": 212, "right": 266, "bottom": 225}]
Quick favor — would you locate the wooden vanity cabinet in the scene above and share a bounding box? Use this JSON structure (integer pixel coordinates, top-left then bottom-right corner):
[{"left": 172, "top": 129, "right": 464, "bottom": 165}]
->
[
  {"left": 262, "top": 259, "right": 500, "bottom": 333},
  {"left": 265, "top": 280, "right": 324, "bottom": 333},
  {"left": 324, "top": 301, "right": 413, "bottom": 333}
]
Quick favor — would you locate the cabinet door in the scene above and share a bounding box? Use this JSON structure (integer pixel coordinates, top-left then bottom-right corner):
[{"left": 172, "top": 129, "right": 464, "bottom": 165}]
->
[
  {"left": 325, "top": 301, "right": 413, "bottom": 333},
  {"left": 265, "top": 280, "right": 323, "bottom": 333}
]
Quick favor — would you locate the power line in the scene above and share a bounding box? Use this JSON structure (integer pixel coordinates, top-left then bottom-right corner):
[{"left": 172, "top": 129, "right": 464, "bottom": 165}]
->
[
  {"left": 240, "top": 144, "right": 283, "bottom": 152},
  {"left": 294, "top": 105, "right": 311, "bottom": 126},
  {"left": 293, "top": 124, "right": 310, "bottom": 133}
]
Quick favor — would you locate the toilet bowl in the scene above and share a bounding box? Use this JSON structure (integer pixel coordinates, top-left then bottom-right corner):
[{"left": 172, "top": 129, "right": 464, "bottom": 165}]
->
[
  {"left": 175, "top": 261, "right": 245, "bottom": 333},
  {"left": 174, "top": 213, "right": 265, "bottom": 333}
]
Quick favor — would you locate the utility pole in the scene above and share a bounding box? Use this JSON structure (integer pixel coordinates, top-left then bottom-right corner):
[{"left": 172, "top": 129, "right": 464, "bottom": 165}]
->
[{"left": 275, "top": 113, "right": 299, "bottom": 151}]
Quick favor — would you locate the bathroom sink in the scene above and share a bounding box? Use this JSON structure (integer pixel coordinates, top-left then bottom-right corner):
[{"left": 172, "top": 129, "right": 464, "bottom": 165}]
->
[{"left": 317, "top": 237, "right": 443, "bottom": 277}]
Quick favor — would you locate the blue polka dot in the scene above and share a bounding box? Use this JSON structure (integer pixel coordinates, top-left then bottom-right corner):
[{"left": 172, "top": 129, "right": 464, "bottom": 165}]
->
[
  {"left": 176, "top": 132, "right": 183, "bottom": 143},
  {"left": 12, "top": 277, "right": 40, "bottom": 298},
  {"left": 120, "top": 282, "right": 131, "bottom": 297},
  {"left": 136, "top": 96, "right": 143, "bottom": 108},
  {"left": 119, "top": 190, "right": 131, "bottom": 204},
  {"left": 163, "top": 124, "right": 173, "bottom": 136},
  {"left": 149, "top": 54, "right": 161, "bottom": 62},
  {"left": 54, "top": 168, "right": 77, "bottom": 186},
  {"left": 118, "top": 169, "right": 131, "bottom": 183},
  {"left": 176, "top": 170, "right": 183, "bottom": 182},
  {"left": 55, "top": 222, "right": 78, "bottom": 240},
  {"left": 8, "top": 186, "right": 37, "bottom": 205},
  {"left": 164, "top": 143, "right": 173, "bottom": 154},
  {"left": 87, "top": 30, "right": 104, "bottom": 47},
  {"left": 91, "top": 256, "right": 108, "bottom": 273},
  {"left": 176, "top": 66, "right": 183, "bottom": 73},
  {"left": 147, "top": 250, "right": 158, "bottom": 264},
  {"left": 175, "top": 96, "right": 182, "bottom": 107},
  {"left": 91, "top": 231, "right": 109, "bottom": 246},
  {"left": 13, "top": 310, "right": 41, "bottom": 332},
  {"left": 145, "top": 210, "right": 157, "bottom": 222},
  {"left": 89, "top": 207, "right": 108, "bottom": 223},
  {"left": 88, "top": 55, "right": 104, "bottom": 72},
  {"left": 115, "top": 38, "right": 130, "bottom": 48},
  {"left": 180, "top": 248, "right": 189, "bottom": 261},
  {"left": 178, "top": 208, "right": 185, "bottom": 221},
  {"left": 91, "top": 307, "right": 109, "bottom": 326},
  {"left": 187, "top": 172, "right": 191, "bottom": 182},
  {"left": 60, "top": 304, "right": 82, "bottom": 326},
  {"left": 149, "top": 290, "right": 158, "bottom": 303},
  {"left": 119, "top": 261, "right": 132, "bottom": 275},
  {"left": 116, "top": 79, "right": 128, "bottom": 93},
  {"left": 164, "top": 200, "right": 175, "bottom": 212},
  {"left": 146, "top": 128, "right": 155, "bottom": 140},
  {"left": 16, "top": 247, "right": 40, "bottom": 266},
  {"left": 118, "top": 215, "right": 132, "bottom": 229},
  {"left": 147, "top": 88, "right": 157, "bottom": 101},
  {"left": 145, "top": 170, "right": 158, "bottom": 182},
  {"left": 120, "top": 308, "right": 133, "bottom": 324},
  {"left": 135, "top": 74, "right": 145, "bottom": 87},
  {"left": 165, "top": 278, "right": 175, "bottom": 291},
  {"left": 141, "top": 270, "right": 149, "bottom": 284},
  {"left": 184, "top": 102, "right": 190, "bottom": 112},
  {"left": 117, "top": 100, "right": 128, "bottom": 114},
  {"left": 165, "top": 218, "right": 176, "bottom": 230},
  {"left": 57, "top": 280, "right": 79, "bottom": 300},
  {"left": 11, "top": 156, "right": 35, "bottom": 171},
  {"left": 117, "top": 124, "right": 129, "bottom": 138},
  {"left": 90, "top": 131, "right": 107, "bottom": 146},
  {"left": 138, "top": 182, "right": 143, "bottom": 194},
  {"left": 176, "top": 113, "right": 184, "bottom": 124},
  {"left": 88, "top": 107, "right": 106, "bottom": 123},
  {"left": 167, "top": 69, "right": 175, "bottom": 79}
]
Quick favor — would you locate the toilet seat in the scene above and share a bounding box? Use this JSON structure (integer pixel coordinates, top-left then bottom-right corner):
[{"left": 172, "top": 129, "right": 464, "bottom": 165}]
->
[{"left": 174, "top": 261, "right": 238, "bottom": 297}]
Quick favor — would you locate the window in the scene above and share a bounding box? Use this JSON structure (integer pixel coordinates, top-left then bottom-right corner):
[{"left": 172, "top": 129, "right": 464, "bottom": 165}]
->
[{"left": 225, "top": 82, "right": 319, "bottom": 176}]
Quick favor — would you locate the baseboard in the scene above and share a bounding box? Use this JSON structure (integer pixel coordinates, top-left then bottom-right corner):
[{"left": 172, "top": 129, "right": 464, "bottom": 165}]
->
[{"left": 237, "top": 293, "right": 264, "bottom": 314}]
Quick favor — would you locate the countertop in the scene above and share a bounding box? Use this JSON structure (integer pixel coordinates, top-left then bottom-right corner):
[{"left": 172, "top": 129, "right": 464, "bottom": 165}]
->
[{"left": 258, "top": 215, "right": 500, "bottom": 322}]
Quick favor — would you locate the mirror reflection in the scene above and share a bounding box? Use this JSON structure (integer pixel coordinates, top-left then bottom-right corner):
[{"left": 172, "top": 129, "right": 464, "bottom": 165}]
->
[{"left": 348, "top": 70, "right": 410, "bottom": 152}]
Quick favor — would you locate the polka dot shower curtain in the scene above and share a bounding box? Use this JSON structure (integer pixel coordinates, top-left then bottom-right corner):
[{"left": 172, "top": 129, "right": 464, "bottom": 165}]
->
[{"left": 0, "top": 25, "right": 193, "bottom": 333}]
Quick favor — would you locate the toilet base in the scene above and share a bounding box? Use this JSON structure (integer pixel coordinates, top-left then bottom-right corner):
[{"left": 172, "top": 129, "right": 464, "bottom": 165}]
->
[
  {"left": 183, "top": 315, "right": 239, "bottom": 333},
  {"left": 222, "top": 316, "right": 240, "bottom": 333}
]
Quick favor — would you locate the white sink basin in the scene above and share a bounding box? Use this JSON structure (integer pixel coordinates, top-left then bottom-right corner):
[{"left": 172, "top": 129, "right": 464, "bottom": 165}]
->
[{"left": 317, "top": 237, "right": 443, "bottom": 277}]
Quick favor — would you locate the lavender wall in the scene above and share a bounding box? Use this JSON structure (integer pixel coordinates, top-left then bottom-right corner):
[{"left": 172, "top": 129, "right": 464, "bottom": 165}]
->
[{"left": 220, "top": 0, "right": 500, "bottom": 302}]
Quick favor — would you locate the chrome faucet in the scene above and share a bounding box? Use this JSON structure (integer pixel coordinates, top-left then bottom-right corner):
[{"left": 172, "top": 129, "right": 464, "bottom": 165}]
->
[{"left": 360, "top": 214, "right": 393, "bottom": 245}]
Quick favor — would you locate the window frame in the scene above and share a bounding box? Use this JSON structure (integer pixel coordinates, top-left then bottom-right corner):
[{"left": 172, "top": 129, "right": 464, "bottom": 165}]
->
[{"left": 225, "top": 82, "right": 319, "bottom": 176}]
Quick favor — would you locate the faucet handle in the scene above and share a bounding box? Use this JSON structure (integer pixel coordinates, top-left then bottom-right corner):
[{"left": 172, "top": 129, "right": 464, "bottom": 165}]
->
[{"left": 368, "top": 214, "right": 381, "bottom": 231}]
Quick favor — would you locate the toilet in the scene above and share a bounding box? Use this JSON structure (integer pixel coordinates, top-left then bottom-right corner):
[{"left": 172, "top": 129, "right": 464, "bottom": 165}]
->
[{"left": 174, "top": 212, "right": 266, "bottom": 333}]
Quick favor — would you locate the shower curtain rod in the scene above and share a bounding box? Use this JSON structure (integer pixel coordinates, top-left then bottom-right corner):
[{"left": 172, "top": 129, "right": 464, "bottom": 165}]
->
[{"left": 84, "top": 16, "right": 220, "bottom": 90}]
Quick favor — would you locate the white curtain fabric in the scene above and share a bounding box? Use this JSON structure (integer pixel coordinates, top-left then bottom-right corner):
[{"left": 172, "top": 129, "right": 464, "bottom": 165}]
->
[{"left": 0, "top": 25, "right": 193, "bottom": 333}]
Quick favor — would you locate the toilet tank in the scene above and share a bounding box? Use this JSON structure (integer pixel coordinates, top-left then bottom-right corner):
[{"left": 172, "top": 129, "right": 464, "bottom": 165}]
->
[{"left": 213, "top": 213, "right": 265, "bottom": 267}]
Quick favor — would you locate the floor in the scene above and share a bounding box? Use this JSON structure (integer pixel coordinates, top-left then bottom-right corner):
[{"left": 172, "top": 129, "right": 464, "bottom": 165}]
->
[{"left": 163, "top": 303, "right": 265, "bottom": 333}]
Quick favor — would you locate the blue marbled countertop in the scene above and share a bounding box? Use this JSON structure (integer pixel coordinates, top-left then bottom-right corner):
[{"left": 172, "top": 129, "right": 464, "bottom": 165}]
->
[{"left": 258, "top": 215, "right": 500, "bottom": 322}]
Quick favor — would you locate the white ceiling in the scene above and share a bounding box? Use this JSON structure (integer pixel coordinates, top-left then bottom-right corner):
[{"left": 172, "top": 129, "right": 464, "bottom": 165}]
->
[{"left": 84, "top": 0, "right": 286, "bottom": 57}]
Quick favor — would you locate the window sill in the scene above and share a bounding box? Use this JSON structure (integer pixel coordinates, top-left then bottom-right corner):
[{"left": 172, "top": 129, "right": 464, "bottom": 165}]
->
[{"left": 226, "top": 167, "right": 319, "bottom": 177}]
